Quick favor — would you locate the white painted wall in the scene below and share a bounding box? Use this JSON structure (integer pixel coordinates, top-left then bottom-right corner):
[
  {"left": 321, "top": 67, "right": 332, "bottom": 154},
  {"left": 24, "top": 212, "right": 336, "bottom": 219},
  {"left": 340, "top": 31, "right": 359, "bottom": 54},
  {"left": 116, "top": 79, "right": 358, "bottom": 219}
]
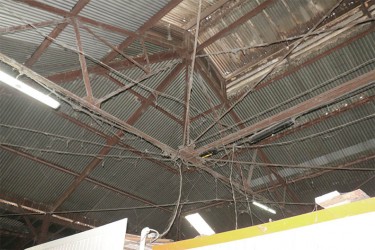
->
[
  {"left": 26, "top": 219, "right": 127, "bottom": 250},
  {"left": 191, "top": 212, "right": 375, "bottom": 250}
]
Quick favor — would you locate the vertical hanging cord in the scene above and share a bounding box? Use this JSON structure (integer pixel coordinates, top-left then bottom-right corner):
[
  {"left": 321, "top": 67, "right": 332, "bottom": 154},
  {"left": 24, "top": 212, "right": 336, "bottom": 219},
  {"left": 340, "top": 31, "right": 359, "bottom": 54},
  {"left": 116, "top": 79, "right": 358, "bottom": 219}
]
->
[
  {"left": 184, "top": 0, "right": 203, "bottom": 145},
  {"left": 229, "top": 144, "right": 238, "bottom": 229}
]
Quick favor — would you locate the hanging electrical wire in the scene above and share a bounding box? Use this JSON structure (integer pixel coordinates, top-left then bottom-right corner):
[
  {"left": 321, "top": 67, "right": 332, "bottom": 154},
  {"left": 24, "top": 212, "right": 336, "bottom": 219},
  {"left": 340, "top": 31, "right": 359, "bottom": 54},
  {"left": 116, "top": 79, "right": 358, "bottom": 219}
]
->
[
  {"left": 159, "top": 161, "right": 183, "bottom": 238},
  {"left": 0, "top": 2, "right": 229, "bottom": 134},
  {"left": 0, "top": 199, "right": 316, "bottom": 218},
  {"left": 193, "top": 55, "right": 375, "bottom": 146},
  {"left": 235, "top": 112, "right": 375, "bottom": 149},
  {"left": 0, "top": 123, "right": 167, "bottom": 157},
  {"left": 0, "top": 142, "right": 175, "bottom": 162}
]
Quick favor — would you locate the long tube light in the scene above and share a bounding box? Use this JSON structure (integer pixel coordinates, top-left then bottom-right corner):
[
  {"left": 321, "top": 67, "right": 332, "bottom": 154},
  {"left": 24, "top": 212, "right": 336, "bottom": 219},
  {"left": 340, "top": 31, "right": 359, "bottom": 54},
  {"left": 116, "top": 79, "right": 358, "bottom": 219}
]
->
[
  {"left": 0, "top": 70, "right": 60, "bottom": 109},
  {"left": 185, "top": 213, "right": 215, "bottom": 236},
  {"left": 249, "top": 119, "right": 295, "bottom": 144},
  {"left": 252, "top": 201, "right": 276, "bottom": 214}
]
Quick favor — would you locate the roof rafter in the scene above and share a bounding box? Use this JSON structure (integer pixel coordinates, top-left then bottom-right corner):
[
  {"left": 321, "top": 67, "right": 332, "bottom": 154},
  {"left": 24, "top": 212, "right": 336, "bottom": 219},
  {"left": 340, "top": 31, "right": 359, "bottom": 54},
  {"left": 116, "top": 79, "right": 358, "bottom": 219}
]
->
[
  {"left": 0, "top": 193, "right": 96, "bottom": 231},
  {"left": 17, "top": 0, "right": 136, "bottom": 37},
  {"left": 0, "top": 18, "right": 68, "bottom": 34},
  {"left": 183, "top": 0, "right": 229, "bottom": 30},
  {"left": 56, "top": 112, "right": 178, "bottom": 174},
  {"left": 49, "top": 63, "right": 184, "bottom": 211},
  {"left": 197, "top": 0, "right": 276, "bottom": 52},
  {"left": 47, "top": 51, "right": 179, "bottom": 83},
  {"left": 184, "top": 152, "right": 375, "bottom": 215},
  {"left": 101, "top": 75, "right": 183, "bottom": 126},
  {"left": 23, "top": 0, "right": 91, "bottom": 67},
  {"left": 0, "top": 51, "right": 178, "bottom": 157},
  {"left": 0, "top": 144, "right": 172, "bottom": 214},
  {"left": 100, "top": 0, "right": 185, "bottom": 64},
  {"left": 193, "top": 69, "right": 375, "bottom": 155}
]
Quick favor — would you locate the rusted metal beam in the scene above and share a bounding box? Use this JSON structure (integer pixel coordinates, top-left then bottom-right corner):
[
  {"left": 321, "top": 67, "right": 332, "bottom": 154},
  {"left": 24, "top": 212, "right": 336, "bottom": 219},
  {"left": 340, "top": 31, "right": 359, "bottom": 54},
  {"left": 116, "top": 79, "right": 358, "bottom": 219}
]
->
[
  {"left": 194, "top": 69, "right": 375, "bottom": 155},
  {"left": 196, "top": 59, "right": 245, "bottom": 131},
  {"left": 24, "top": 0, "right": 91, "bottom": 67},
  {"left": 55, "top": 112, "right": 179, "bottom": 173},
  {"left": 230, "top": 94, "right": 375, "bottom": 163},
  {"left": 236, "top": 25, "right": 375, "bottom": 97},
  {"left": 184, "top": 152, "right": 375, "bottom": 215},
  {"left": 257, "top": 150, "right": 310, "bottom": 214},
  {"left": 0, "top": 50, "right": 282, "bottom": 213},
  {"left": 263, "top": 95, "right": 375, "bottom": 145},
  {"left": 48, "top": 226, "right": 66, "bottom": 241},
  {"left": 190, "top": 103, "right": 224, "bottom": 122},
  {"left": 72, "top": 18, "right": 93, "bottom": 103},
  {"left": 197, "top": 0, "right": 276, "bottom": 51},
  {"left": 37, "top": 215, "right": 51, "bottom": 244},
  {"left": 0, "top": 229, "right": 31, "bottom": 239},
  {"left": 81, "top": 25, "right": 150, "bottom": 73},
  {"left": 0, "top": 51, "right": 178, "bottom": 158},
  {"left": 255, "top": 152, "right": 375, "bottom": 194},
  {"left": 17, "top": 205, "right": 38, "bottom": 239},
  {"left": 101, "top": 0, "right": 184, "bottom": 63},
  {"left": 0, "top": 144, "right": 173, "bottom": 213},
  {"left": 0, "top": 194, "right": 94, "bottom": 232},
  {"left": 24, "top": 22, "right": 68, "bottom": 67},
  {"left": 196, "top": 58, "right": 225, "bottom": 99},
  {"left": 125, "top": 63, "right": 184, "bottom": 125},
  {"left": 101, "top": 75, "right": 183, "bottom": 125},
  {"left": 140, "top": 37, "right": 151, "bottom": 71},
  {"left": 183, "top": 0, "right": 229, "bottom": 30},
  {"left": 50, "top": 131, "right": 121, "bottom": 211},
  {"left": 47, "top": 51, "right": 179, "bottom": 83},
  {"left": 0, "top": 18, "right": 68, "bottom": 34},
  {"left": 18, "top": 0, "right": 136, "bottom": 37},
  {"left": 50, "top": 64, "right": 184, "bottom": 211}
]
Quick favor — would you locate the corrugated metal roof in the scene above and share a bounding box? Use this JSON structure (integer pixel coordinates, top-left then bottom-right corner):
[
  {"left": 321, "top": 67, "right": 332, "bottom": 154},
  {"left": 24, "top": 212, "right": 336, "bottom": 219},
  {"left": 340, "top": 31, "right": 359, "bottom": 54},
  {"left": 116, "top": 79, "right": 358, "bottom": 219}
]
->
[
  {"left": 134, "top": 106, "right": 183, "bottom": 148},
  {"left": 0, "top": 0, "right": 375, "bottom": 243},
  {"left": 161, "top": 0, "right": 221, "bottom": 28},
  {"left": 0, "top": 35, "right": 43, "bottom": 64},
  {"left": 196, "top": 30, "right": 375, "bottom": 147},
  {"left": 0, "top": 150, "right": 75, "bottom": 205},
  {"left": 34, "top": 0, "right": 78, "bottom": 12},
  {"left": 89, "top": 155, "right": 180, "bottom": 204},
  {"left": 80, "top": 0, "right": 172, "bottom": 32},
  {"left": 0, "top": 0, "right": 60, "bottom": 27},
  {"left": 123, "top": 40, "right": 169, "bottom": 58}
]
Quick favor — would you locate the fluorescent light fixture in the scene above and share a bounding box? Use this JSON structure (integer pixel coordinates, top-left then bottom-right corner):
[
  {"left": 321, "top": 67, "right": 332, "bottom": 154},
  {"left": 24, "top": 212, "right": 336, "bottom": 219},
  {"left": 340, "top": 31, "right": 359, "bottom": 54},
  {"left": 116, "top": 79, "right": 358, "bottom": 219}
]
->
[
  {"left": 185, "top": 213, "right": 215, "bottom": 236},
  {"left": 0, "top": 70, "right": 60, "bottom": 109},
  {"left": 252, "top": 201, "right": 276, "bottom": 214},
  {"left": 248, "top": 119, "right": 295, "bottom": 144}
]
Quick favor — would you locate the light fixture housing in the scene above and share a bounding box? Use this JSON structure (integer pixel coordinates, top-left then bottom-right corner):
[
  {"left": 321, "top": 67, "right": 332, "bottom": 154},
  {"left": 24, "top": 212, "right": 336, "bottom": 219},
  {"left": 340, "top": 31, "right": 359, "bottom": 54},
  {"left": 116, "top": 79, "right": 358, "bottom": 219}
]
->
[
  {"left": 0, "top": 70, "right": 60, "bottom": 109},
  {"left": 315, "top": 189, "right": 369, "bottom": 209},
  {"left": 199, "top": 149, "right": 218, "bottom": 158},
  {"left": 248, "top": 119, "right": 295, "bottom": 144},
  {"left": 185, "top": 213, "right": 215, "bottom": 236},
  {"left": 252, "top": 201, "right": 276, "bottom": 214}
]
